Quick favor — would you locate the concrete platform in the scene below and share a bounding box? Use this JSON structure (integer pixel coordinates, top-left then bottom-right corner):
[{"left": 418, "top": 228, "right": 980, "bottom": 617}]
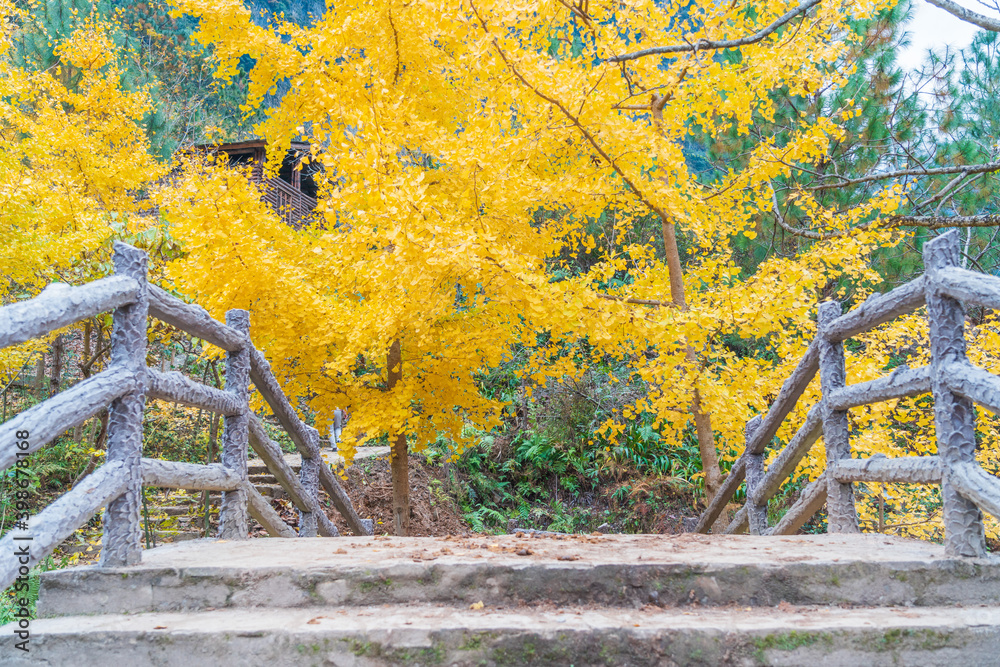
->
[
  {"left": 12, "top": 603, "right": 1000, "bottom": 666},
  {"left": 18, "top": 534, "right": 1000, "bottom": 665},
  {"left": 37, "top": 533, "right": 1000, "bottom": 616}
]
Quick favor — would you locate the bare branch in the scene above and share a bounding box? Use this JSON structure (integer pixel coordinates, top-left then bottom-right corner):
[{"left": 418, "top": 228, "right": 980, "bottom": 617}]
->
[
  {"left": 387, "top": 9, "right": 401, "bottom": 85},
  {"left": 807, "top": 161, "right": 1000, "bottom": 191},
  {"left": 889, "top": 214, "right": 1000, "bottom": 229},
  {"left": 925, "top": 0, "right": 1000, "bottom": 31},
  {"left": 774, "top": 213, "right": 1000, "bottom": 240},
  {"left": 607, "top": 0, "right": 822, "bottom": 64}
]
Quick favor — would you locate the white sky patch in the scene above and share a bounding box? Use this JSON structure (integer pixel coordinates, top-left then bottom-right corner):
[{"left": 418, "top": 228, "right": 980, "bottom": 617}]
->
[{"left": 897, "top": 1, "right": 988, "bottom": 70}]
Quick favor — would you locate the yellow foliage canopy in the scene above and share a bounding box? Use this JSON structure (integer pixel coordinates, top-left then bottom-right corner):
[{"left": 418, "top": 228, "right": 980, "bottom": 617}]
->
[
  {"left": 162, "top": 0, "right": 900, "bottom": 455},
  {"left": 0, "top": 4, "right": 165, "bottom": 380},
  {"left": 164, "top": 0, "right": 1000, "bottom": 537}
]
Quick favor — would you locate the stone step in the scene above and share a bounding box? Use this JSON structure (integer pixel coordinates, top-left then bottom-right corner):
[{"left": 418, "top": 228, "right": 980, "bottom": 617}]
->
[
  {"left": 145, "top": 485, "right": 277, "bottom": 509},
  {"left": 254, "top": 484, "right": 288, "bottom": 500},
  {"left": 156, "top": 505, "right": 202, "bottom": 517},
  {"left": 148, "top": 491, "right": 221, "bottom": 507},
  {"left": 11, "top": 602, "right": 999, "bottom": 666},
  {"left": 246, "top": 445, "right": 391, "bottom": 477},
  {"left": 151, "top": 531, "right": 207, "bottom": 543},
  {"left": 37, "top": 534, "right": 1000, "bottom": 618}
]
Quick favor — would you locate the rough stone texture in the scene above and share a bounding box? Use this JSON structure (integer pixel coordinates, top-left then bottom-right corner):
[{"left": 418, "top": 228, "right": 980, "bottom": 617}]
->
[
  {"left": 0, "top": 462, "right": 126, "bottom": 590},
  {"left": 826, "top": 364, "right": 931, "bottom": 411},
  {"left": 818, "top": 300, "right": 859, "bottom": 534},
  {"left": 146, "top": 368, "right": 244, "bottom": 416},
  {"left": 0, "top": 365, "right": 133, "bottom": 470},
  {"left": 823, "top": 275, "right": 927, "bottom": 342},
  {"left": 0, "top": 275, "right": 139, "bottom": 350},
  {"left": 948, "top": 462, "right": 1000, "bottom": 521},
  {"left": 722, "top": 505, "right": 748, "bottom": 535},
  {"left": 147, "top": 285, "right": 247, "bottom": 352},
  {"left": 696, "top": 456, "right": 747, "bottom": 534},
  {"left": 943, "top": 359, "right": 1000, "bottom": 416},
  {"left": 12, "top": 603, "right": 1000, "bottom": 667},
  {"left": 924, "top": 231, "right": 987, "bottom": 557},
  {"left": 935, "top": 264, "right": 1000, "bottom": 311},
  {"left": 748, "top": 405, "right": 823, "bottom": 508},
  {"left": 248, "top": 346, "right": 319, "bottom": 458},
  {"left": 832, "top": 455, "right": 942, "bottom": 484},
  {"left": 220, "top": 310, "right": 251, "bottom": 540},
  {"left": 245, "top": 481, "right": 297, "bottom": 538},
  {"left": 249, "top": 415, "right": 314, "bottom": 513},
  {"left": 142, "top": 459, "right": 242, "bottom": 491},
  {"left": 35, "top": 534, "right": 1000, "bottom": 619},
  {"left": 318, "top": 461, "right": 371, "bottom": 536},
  {"left": 248, "top": 348, "right": 388, "bottom": 536},
  {"left": 743, "top": 416, "right": 768, "bottom": 535},
  {"left": 768, "top": 473, "right": 827, "bottom": 536},
  {"left": 696, "top": 342, "right": 819, "bottom": 533},
  {"left": 299, "top": 430, "right": 321, "bottom": 537},
  {"left": 100, "top": 242, "right": 148, "bottom": 568},
  {"left": 247, "top": 417, "right": 339, "bottom": 537},
  {"left": 700, "top": 231, "right": 1000, "bottom": 550}
]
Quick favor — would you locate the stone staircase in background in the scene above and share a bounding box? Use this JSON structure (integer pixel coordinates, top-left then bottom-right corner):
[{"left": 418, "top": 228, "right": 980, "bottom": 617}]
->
[
  {"left": 15, "top": 533, "right": 1000, "bottom": 666},
  {"left": 131, "top": 446, "right": 392, "bottom": 544},
  {"left": 250, "top": 446, "right": 389, "bottom": 501}
]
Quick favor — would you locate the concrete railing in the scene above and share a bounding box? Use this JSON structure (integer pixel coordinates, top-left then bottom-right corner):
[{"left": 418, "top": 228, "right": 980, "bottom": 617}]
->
[
  {"left": 0, "top": 243, "right": 371, "bottom": 590},
  {"left": 696, "top": 230, "right": 1000, "bottom": 557}
]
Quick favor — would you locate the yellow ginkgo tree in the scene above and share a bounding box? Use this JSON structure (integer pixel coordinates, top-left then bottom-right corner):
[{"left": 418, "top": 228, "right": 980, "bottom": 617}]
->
[
  {"left": 166, "top": 0, "right": 993, "bottom": 535},
  {"left": 0, "top": 3, "right": 166, "bottom": 380}
]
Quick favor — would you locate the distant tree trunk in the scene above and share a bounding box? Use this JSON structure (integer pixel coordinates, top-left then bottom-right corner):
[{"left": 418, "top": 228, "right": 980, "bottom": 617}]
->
[
  {"left": 50, "top": 334, "right": 63, "bottom": 396},
  {"left": 93, "top": 409, "right": 109, "bottom": 451},
  {"left": 34, "top": 355, "right": 45, "bottom": 399},
  {"left": 659, "top": 215, "right": 722, "bottom": 502},
  {"left": 386, "top": 339, "right": 410, "bottom": 536},
  {"left": 74, "top": 323, "right": 93, "bottom": 442},
  {"left": 83, "top": 321, "right": 91, "bottom": 368}
]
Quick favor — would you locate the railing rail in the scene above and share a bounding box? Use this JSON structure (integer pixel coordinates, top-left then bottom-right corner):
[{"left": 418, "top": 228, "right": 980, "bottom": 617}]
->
[
  {"left": 697, "top": 230, "right": 1000, "bottom": 557},
  {"left": 0, "top": 277, "right": 140, "bottom": 350},
  {"left": 0, "top": 242, "right": 371, "bottom": 590}
]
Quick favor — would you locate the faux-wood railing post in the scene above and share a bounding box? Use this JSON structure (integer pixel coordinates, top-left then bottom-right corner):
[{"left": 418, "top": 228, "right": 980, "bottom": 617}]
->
[
  {"left": 298, "top": 428, "right": 321, "bottom": 537},
  {"left": 219, "top": 310, "right": 250, "bottom": 539},
  {"left": 924, "top": 231, "right": 986, "bottom": 557},
  {"left": 817, "top": 300, "right": 859, "bottom": 534},
  {"left": 100, "top": 243, "right": 148, "bottom": 567},
  {"left": 743, "top": 415, "right": 767, "bottom": 535}
]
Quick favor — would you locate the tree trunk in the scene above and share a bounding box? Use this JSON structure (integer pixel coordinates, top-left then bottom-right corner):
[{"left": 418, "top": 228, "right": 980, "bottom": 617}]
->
[
  {"left": 386, "top": 339, "right": 410, "bottom": 537},
  {"left": 74, "top": 323, "right": 93, "bottom": 442},
  {"left": 50, "top": 334, "right": 63, "bottom": 396},
  {"left": 659, "top": 214, "right": 722, "bottom": 502},
  {"left": 34, "top": 355, "right": 45, "bottom": 399}
]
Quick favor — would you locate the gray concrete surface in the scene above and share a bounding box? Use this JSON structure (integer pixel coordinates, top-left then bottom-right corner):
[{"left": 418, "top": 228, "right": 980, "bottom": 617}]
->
[
  {"left": 37, "top": 533, "right": 1000, "bottom": 616},
  {"left": 19, "top": 533, "right": 1000, "bottom": 665},
  {"left": 11, "top": 602, "right": 1000, "bottom": 666}
]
